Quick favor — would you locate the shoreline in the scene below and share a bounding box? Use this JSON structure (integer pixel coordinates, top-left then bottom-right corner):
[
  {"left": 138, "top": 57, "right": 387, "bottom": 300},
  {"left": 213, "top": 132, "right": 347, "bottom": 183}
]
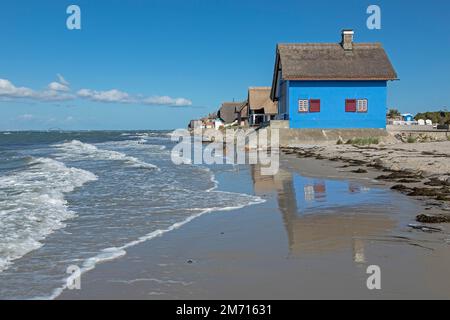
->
[
  {"left": 47, "top": 166, "right": 265, "bottom": 300},
  {"left": 59, "top": 154, "right": 450, "bottom": 299}
]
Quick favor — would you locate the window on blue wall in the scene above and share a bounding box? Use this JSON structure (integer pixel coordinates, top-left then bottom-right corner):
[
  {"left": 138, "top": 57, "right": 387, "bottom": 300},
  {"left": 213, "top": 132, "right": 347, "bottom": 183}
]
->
[
  {"left": 357, "top": 99, "right": 368, "bottom": 113},
  {"left": 309, "top": 99, "right": 321, "bottom": 112},
  {"left": 345, "top": 99, "right": 357, "bottom": 112},
  {"left": 298, "top": 99, "right": 321, "bottom": 112},
  {"left": 298, "top": 99, "right": 308, "bottom": 113}
]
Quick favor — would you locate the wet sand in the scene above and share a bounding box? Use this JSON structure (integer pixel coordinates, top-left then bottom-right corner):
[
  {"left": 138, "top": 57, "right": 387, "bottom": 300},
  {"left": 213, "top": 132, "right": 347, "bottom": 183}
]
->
[
  {"left": 59, "top": 156, "right": 450, "bottom": 299},
  {"left": 281, "top": 141, "right": 450, "bottom": 220}
]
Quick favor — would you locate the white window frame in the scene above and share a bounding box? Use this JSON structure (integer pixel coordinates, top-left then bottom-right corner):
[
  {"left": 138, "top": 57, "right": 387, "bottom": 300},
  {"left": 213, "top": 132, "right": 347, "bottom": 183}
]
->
[
  {"left": 356, "top": 99, "right": 368, "bottom": 113},
  {"left": 298, "top": 99, "right": 309, "bottom": 113}
]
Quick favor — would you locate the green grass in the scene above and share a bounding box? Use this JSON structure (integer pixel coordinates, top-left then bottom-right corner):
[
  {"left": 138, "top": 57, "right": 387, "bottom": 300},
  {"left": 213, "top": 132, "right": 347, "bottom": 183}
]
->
[
  {"left": 345, "top": 137, "right": 379, "bottom": 146},
  {"left": 407, "top": 136, "right": 417, "bottom": 143}
]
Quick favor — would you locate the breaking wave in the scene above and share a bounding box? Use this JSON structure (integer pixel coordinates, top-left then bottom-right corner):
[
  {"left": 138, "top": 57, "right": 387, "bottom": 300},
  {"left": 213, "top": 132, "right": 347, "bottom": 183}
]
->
[
  {"left": 53, "top": 140, "right": 159, "bottom": 170},
  {"left": 0, "top": 157, "right": 97, "bottom": 272}
]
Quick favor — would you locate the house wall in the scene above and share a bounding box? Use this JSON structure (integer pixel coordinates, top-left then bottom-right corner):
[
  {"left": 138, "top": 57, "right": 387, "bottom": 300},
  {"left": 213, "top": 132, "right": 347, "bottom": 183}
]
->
[
  {"left": 287, "top": 80, "right": 388, "bottom": 129},
  {"left": 275, "top": 70, "right": 289, "bottom": 120}
]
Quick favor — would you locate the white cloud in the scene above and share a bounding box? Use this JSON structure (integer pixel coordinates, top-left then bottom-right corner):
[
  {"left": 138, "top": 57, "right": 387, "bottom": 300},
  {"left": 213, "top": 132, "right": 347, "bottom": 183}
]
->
[
  {"left": 48, "top": 81, "right": 69, "bottom": 92},
  {"left": 57, "top": 74, "right": 70, "bottom": 86},
  {"left": 41, "top": 90, "right": 75, "bottom": 101},
  {"left": 0, "top": 79, "right": 35, "bottom": 98},
  {"left": 0, "top": 76, "right": 193, "bottom": 106},
  {"left": 77, "top": 88, "right": 132, "bottom": 103},
  {"left": 0, "top": 78, "right": 73, "bottom": 101},
  {"left": 47, "top": 74, "right": 70, "bottom": 92},
  {"left": 77, "top": 89, "right": 192, "bottom": 106},
  {"left": 143, "top": 96, "right": 193, "bottom": 106}
]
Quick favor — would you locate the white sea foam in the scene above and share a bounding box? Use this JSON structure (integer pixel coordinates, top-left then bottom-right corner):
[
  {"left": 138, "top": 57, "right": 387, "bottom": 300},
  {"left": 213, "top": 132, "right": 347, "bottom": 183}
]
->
[
  {"left": 0, "top": 157, "right": 98, "bottom": 273},
  {"left": 53, "top": 140, "right": 159, "bottom": 170},
  {"left": 98, "top": 139, "right": 167, "bottom": 151},
  {"left": 45, "top": 169, "right": 265, "bottom": 300}
]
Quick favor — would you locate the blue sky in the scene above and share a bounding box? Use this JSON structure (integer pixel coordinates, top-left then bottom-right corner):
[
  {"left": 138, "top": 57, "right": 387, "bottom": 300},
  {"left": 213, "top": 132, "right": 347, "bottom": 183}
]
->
[{"left": 0, "top": 0, "right": 449, "bottom": 130}]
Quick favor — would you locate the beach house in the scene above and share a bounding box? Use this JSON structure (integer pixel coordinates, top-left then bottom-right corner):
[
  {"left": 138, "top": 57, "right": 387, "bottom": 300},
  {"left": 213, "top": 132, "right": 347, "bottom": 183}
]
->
[
  {"left": 270, "top": 30, "right": 397, "bottom": 129},
  {"left": 247, "top": 87, "right": 278, "bottom": 126},
  {"left": 217, "top": 101, "right": 245, "bottom": 126}
]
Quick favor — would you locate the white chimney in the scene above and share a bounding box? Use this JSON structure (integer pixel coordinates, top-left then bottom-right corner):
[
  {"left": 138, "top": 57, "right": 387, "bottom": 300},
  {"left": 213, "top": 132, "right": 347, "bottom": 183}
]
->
[{"left": 341, "top": 30, "right": 354, "bottom": 50}]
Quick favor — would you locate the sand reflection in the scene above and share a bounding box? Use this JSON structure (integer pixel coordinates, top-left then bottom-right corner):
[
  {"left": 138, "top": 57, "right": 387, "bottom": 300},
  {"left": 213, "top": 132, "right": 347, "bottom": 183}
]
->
[{"left": 250, "top": 165, "right": 396, "bottom": 260}]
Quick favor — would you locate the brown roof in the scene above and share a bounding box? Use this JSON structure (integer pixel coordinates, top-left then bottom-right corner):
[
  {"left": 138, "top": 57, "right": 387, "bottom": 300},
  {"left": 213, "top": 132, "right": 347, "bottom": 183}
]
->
[
  {"left": 248, "top": 87, "right": 278, "bottom": 115},
  {"left": 237, "top": 100, "right": 249, "bottom": 119},
  {"left": 276, "top": 43, "right": 397, "bottom": 81},
  {"left": 218, "top": 102, "right": 244, "bottom": 124}
]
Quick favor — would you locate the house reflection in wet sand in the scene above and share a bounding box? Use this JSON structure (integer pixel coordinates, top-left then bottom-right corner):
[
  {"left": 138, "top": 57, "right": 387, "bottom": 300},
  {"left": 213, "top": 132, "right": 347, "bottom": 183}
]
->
[{"left": 250, "top": 165, "right": 395, "bottom": 262}]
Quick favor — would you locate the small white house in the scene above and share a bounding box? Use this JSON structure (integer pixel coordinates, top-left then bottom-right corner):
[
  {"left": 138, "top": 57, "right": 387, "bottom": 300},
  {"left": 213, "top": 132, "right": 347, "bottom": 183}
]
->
[{"left": 214, "top": 118, "right": 225, "bottom": 130}]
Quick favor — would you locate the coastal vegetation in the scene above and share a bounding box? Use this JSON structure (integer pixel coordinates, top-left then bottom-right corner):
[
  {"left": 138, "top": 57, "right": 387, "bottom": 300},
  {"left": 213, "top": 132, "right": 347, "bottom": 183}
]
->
[
  {"left": 387, "top": 108, "right": 401, "bottom": 118},
  {"left": 407, "top": 136, "right": 417, "bottom": 143},
  {"left": 345, "top": 137, "right": 379, "bottom": 145},
  {"left": 414, "top": 111, "right": 450, "bottom": 125}
]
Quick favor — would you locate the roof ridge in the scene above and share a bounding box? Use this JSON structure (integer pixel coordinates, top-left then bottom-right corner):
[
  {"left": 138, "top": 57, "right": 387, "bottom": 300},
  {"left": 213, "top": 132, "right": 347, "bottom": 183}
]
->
[
  {"left": 248, "top": 86, "right": 272, "bottom": 90},
  {"left": 277, "top": 42, "right": 381, "bottom": 47}
]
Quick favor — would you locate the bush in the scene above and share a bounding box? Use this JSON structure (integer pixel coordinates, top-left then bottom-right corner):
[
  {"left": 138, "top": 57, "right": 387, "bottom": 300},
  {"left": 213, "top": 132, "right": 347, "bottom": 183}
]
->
[
  {"left": 346, "top": 137, "right": 379, "bottom": 145},
  {"left": 407, "top": 136, "right": 417, "bottom": 143},
  {"left": 414, "top": 111, "right": 450, "bottom": 125},
  {"left": 387, "top": 108, "right": 401, "bottom": 118}
]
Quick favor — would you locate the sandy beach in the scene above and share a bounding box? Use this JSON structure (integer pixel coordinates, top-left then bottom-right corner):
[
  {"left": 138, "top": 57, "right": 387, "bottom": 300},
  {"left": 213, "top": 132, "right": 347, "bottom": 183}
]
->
[{"left": 59, "top": 149, "right": 450, "bottom": 300}]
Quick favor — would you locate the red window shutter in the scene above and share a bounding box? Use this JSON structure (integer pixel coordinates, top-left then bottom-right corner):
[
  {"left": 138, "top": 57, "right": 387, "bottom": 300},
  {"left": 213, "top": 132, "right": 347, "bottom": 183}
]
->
[
  {"left": 346, "top": 99, "right": 356, "bottom": 112},
  {"left": 309, "top": 99, "right": 320, "bottom": 112}
]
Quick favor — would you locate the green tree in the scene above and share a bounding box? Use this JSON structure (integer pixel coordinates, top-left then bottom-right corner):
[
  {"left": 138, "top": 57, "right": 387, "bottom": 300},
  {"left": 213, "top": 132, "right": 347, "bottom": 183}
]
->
[
  {"left": 414, "top": 111, "right": 450, "bottom": 125},
  {"left": 387, "top": 109, "right": 401, "bottom": 118}
]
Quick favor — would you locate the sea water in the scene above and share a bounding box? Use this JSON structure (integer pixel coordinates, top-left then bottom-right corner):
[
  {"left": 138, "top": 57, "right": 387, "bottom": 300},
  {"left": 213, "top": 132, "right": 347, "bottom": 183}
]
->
[{"left": 0, "top": 131, "right": 263, "bottom": 299}]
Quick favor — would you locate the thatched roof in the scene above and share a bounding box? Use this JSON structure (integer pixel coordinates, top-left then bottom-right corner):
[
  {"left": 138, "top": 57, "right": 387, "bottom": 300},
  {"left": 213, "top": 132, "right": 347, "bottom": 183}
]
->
[
  {"left": 271, "top": 41, "right": 398, "bottom": 99},
  {"left": 278, "top": 43, "right": 397, "bottom": 80},
  {"left": 237, "top": 100, "right": 249, "bottom": 119},
  {"left": 248, "top": 87, "right": 278, "bottom": 115},
  {"left": 218, "top": 102, "right": 244, "bottom": 124}
]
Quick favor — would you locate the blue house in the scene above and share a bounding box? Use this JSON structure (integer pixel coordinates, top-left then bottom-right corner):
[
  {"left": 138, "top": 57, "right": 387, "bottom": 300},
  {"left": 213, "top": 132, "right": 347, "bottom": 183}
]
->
[{"left": 270, "top": 30, "right": 398, "bottom": 129}]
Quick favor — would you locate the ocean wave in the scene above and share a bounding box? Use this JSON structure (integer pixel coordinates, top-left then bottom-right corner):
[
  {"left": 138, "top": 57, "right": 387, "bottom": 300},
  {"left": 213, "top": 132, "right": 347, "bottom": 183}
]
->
[
  {"left": 98, "top": 139, "right": 167, "bottom": 151},
  {"left": 53, "top": 140, "right": 159, "bottom": 170},
  {"left": 46, "top": 167, "right": 265, "bottom": 300},
  {"left": 0, "top": 157, "right": 98, "bottom": 273}
]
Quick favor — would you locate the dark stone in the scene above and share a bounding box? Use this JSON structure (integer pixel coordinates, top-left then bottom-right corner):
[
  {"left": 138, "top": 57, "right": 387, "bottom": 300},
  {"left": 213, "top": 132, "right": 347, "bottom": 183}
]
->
[
  {"left": 352, "top": 168, "right": 368, "bottom": 173},
  {"left": 391, "top": 184, "right": 412, "bottom": 192},
  {"left": 376, "top": 171, "right": 422, "bottom": 181},
  {"left": 349, "top": 159, "right": 366, "bottom": 165},
  {"left": 425, "top": 177, "right": 450, "bottom": 187},
  {"left": 416, "top": 214, "right": 450, "bottom": 223},
  {"left": 397, "top": 179, "right": 422, "bottom": 183},
  {"left": 408, "top": 187, "right": 441, "bottom": 197}
]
